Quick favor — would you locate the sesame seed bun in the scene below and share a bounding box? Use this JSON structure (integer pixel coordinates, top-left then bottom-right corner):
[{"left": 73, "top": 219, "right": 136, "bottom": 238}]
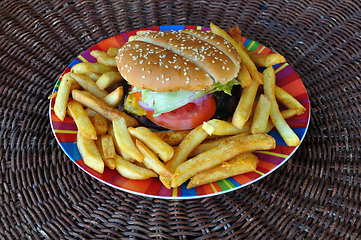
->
[{"left": 116, "top": 30, "right": 241, "bottom": 92}]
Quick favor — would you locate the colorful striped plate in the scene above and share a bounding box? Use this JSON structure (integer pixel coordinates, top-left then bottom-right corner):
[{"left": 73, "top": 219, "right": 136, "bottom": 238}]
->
[{"left": 49, "top": 25, "right": 310, "bottom": 199}]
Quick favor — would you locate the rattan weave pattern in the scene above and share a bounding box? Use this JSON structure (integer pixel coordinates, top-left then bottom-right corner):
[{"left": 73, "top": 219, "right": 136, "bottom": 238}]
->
[{"left": 0, "top": 0, "right": 360, "bottom": 239}]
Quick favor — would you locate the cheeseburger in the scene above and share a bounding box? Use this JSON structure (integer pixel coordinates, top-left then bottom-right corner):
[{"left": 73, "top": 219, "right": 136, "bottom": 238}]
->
[{"left": 116, "top": 29, "right": 241, "bottom": 130}]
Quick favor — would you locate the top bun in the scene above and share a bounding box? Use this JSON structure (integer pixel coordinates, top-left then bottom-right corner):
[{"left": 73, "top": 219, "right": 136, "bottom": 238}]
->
[{"left": 116, "top": 30, "right": 241, "bottom": 92}]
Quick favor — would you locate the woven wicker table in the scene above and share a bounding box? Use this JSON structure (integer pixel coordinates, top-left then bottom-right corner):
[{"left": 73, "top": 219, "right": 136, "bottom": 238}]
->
[{"left": 1, "top": 0, "right": 360, "bottom": 239}]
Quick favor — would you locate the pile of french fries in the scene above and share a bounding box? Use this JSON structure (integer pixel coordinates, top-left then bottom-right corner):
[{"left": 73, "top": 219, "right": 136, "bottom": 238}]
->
[{"left": 50, "top": 23, "right": 306, "bottom": 189}]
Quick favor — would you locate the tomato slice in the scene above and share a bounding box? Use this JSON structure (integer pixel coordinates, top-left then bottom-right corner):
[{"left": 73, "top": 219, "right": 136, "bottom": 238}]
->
[{"left": 146, "top": 97, "right": 216, "bottom": 130}]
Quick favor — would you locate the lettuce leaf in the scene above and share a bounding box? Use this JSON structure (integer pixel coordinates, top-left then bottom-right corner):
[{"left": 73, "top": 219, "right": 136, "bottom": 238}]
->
[
  {"left": 133, "top": 78, "right": 240, "bottom": 116},
  {"left": 206, "top": 78, "right": 241, "bottom": 95},
  {"left": 138, "top": 89, "right": 207, "bottom": 116}
]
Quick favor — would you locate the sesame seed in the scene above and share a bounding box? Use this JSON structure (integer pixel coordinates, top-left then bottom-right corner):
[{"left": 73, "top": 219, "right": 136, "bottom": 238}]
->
[{"left": 142, "top": 76, "right": 146, "bottom": 78}]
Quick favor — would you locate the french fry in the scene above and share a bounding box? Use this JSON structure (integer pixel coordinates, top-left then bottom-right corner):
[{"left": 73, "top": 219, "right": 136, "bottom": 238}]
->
[
  {"left": 210, "top": 23, "right": 263, "bottom": 84},
  {"left": 71, "top": 90, "right": 139, "bottom": 127},
  {"left": 107, "top": 47, "right": 120, "bottom": 57},
  {"left": 107, "top": 123, "right": 133, "bottom": 161},
  {"left": 96, "top": 71, "right": 123, "bottom": 90},
  {"left": 70, "top": 81, "right": 81, "bottom": 91},
  {"left": 155, "top": 130, "right": 191, "bottom": 146},
  {"left": 103, "top": 86, "right": 124, "bottom": 107},
  {"left": 160, "top": 125, "right": 209, "bottom": 188},
  {"left": 54, "top": 73, "right": 75, "bottom": 121},
  {"left": 114, "top": 154, "right": 157, "bottom": 180},
  {"left": 171, "top": 134, "right": 275, "bottom": 188},
  {"left": 101, "top": 134, "right": 116, "bottom": 159},
  {"left": 237, "top": 120, "right": 253, "bottom": 133},
  {"left": 97, "top": 55, "right": 117, "bottom": 67},
  {"left": 263, "top": 66, "right": 300, "bottom": 146},
  {"left": 95, "top": 138, "right": 115, "bottom": 170},
  {"left": 77, "top": 133, "right": 104, "bottom": 173},
  {"left": 85, "top": 108, "right": 97, "bottom": 118},
  {"left": 275, "top": 86, "right": 306, "bottom": 114},
  {"left": 265, "top": 119, "right": 275, "bottom": 133},
  {"left": 70, "top": 73, "right": 108, "bottom": 99},
  {"left": 251, "top": 94, "right": 271, "bottom": 134},
  {"left": 71, "top": 62, "right": 116, "bottom": 74},
  {"left": 237, "top": 62, "right": 252, "bottom": 88},
  {"left": 90, "top": 50, "right": 108, "bottom": 58},
  {"left": 84, "top": 72, "right": 101, "bottom": 81},
  {"left": 67, "top": 100, "right": 97, "bottom": 140},
  {"left": 281, "top": 108, "right": 302, "bottom": 119},
  {"left": 136, "top": 140, "right": 172, "bottom": 178},
  {"left": 92, "top": 113, "right": 108, "bottom": 135},
  {"left": 227, "top": 26, "right": 246, "bottom": 51},
  {"left": 189, "top": 133, "right": 249, "bottom": 158},
  {"left": 232, "top": 80, "right": 259, "bottom": 129},
  {"left": 128, "top": 127, "right": 174, "bottom": 162},
  {"left": 247, "top": 51, "right": 286, "bottom": 67},
  {"left": 263, "top": 109, "right": 303, "bottom": 133},
  {"left": 112, "top": 117, "right": 143, "bottom": 162},
  {"left": 48, "top": 91, "right": 57, "bottom": 99},
  {"left": 202, "top": 119, "right": 243, "bottom": 136},
  {"left": 187, "top": 152, "right": 259, "bottom": 188}
]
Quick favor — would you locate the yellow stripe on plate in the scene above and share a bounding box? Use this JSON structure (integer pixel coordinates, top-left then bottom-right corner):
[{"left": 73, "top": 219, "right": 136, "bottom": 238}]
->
[
  {"left": 254, "top": 150, "right": 288, "bottom": 159},
  {"left": 221, "top": 179, "right": 233, "bottom": 189},
  {"left": 54, "top": 130, "right": 78, "bottom": 134},
  {"left": 172, "top": 187, "right": 178, "bottom": 197},
  {"left": 257, "top": 46, "right": 266, "bottom": 54},
  {"left": 210, "top": 183, "right": 218, "bottom": 193},
  {"left": 197, "top": 26, "right": 202, "bottom": 30},
  {"left": 274, "top": 63, "right": 288, "bottom": 74},
  {"left": 78, "top": 55, "right": 88, "bottom": 63},
  {"left": 246, "top": 41, "right": 256, "bottom": 51},
  {"left": 255, "top": 170, "right": 265, "bottom": 176}
]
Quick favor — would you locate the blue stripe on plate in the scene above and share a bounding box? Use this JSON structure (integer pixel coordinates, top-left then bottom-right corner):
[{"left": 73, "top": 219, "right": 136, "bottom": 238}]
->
[
  {"left": 68, "top": 59, "right": 81, "bottom": 68},
  {"left": 228, "top": 177, "right": 241, "bottom": 188},
  {"left": 59, "top": 142, "right": 82, "bottom": 161},
  {"left": 180, "top": 180, "right": 197, "bottom": 197},
  {"left": 268, "top": 128, "right": 306, "bottom": 146},
  {"left": 243, "top": 38, "right": 251, "bottom": 48}
]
